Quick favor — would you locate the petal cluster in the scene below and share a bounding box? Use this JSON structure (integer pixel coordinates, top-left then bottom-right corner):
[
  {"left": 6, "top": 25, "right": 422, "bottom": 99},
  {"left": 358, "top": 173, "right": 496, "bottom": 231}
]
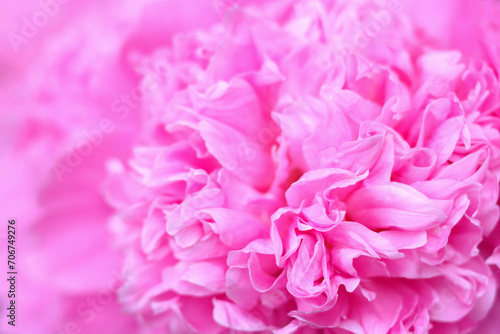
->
[
  {"left": 100, "top": 0, "right": 500, "bottom": 332},
  {"left": 103, "top": 0, "right": 500, "bottom": 333},
  {"left": 4, "top": 0, "right": 497, "bottom": 333}
]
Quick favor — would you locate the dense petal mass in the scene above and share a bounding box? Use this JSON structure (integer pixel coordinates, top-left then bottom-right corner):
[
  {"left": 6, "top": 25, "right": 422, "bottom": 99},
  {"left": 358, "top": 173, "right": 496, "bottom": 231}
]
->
[
  {"left": 102, "top": 0, "right": 500, "bottom": 332},
  {"left": 3, "top": 0, "right": 500, "bottom": 333}
]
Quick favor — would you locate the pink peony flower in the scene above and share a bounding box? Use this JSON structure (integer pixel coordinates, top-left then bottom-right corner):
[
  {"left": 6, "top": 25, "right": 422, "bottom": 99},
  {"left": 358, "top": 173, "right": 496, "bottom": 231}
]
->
[
  {"left": 2, "top": 0, "right": 500, "bottom": 333},
  {"left": 104, "top": 0, "right": 500, "bottom": 332}
]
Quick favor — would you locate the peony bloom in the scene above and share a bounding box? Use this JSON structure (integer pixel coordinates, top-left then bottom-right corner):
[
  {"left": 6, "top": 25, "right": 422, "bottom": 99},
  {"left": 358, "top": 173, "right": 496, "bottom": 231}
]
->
[
  {"left": 2, "top": 0, "right": 500, "bottom": 333},
  {"left": 101, "top": 0, "right": 500, "bottom": 333}
]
